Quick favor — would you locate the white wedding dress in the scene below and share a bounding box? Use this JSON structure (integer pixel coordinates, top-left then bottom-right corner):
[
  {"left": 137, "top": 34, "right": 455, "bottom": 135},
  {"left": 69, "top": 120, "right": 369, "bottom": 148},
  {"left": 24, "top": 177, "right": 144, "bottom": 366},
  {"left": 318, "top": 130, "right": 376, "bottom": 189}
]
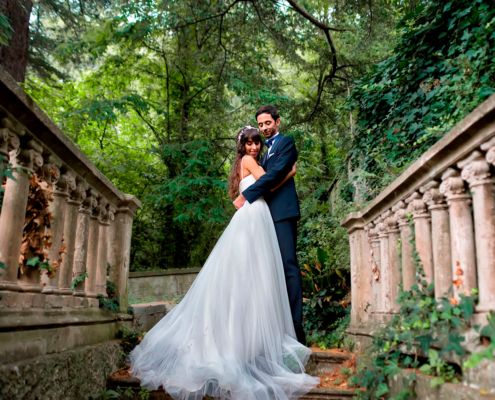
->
[{"left": 129, "top": 175, "right": 319, "bottom": 399}]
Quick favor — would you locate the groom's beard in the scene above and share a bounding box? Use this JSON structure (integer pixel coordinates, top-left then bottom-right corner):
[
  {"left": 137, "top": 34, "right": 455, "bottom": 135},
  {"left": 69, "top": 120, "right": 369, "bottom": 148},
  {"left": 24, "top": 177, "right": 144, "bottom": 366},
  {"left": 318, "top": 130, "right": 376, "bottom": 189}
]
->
[{"left": 263, "top": 128, "right": 276, "bottom": 138}]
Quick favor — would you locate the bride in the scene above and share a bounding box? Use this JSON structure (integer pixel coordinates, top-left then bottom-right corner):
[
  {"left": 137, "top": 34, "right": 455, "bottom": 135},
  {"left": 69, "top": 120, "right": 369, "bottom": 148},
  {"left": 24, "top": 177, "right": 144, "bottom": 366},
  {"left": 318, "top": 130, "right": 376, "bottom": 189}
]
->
[{"left": 129, "top": 126, "right": 319, "bottom": 399}]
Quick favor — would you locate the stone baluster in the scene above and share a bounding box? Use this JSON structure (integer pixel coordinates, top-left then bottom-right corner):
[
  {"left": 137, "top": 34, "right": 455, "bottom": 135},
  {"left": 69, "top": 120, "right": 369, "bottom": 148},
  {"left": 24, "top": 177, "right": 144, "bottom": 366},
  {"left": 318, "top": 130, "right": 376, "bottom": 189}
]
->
[
  {"left": 0, "top": 126, "right": 21, "bottom": 290},
  {"left": 95, "top": 201, "right": 113, "bottom": 298},
  {"left": 40, "top": 159, "right": 62, "bottom": 295},
  {"left": 85, "top": 191, "right": 101, "bottom": 305},
  {"left": 377, "top": 215, "right": 389, "bottom": 316},
  {"left": 393, "top": 200, "right": 415, "bottom": 290},
  {"left": 460, "top": 149, "right": 495, "bottom": 311},
  {"left": 56, "top": 173, "right": 82, "bottom": 305},
  {"left": 108, "top": 194, "right": 141, "bottom": 312},
  {"left": 72, "top": 182, "right": 93, "bottom": 304},
  {"left": 422, "top": 181, "right": 452, "bottom": 299},
  {"left": 440, "top": 168, "right": 477, "bottom": 298},
  {"left": 406, "top": 191, "right": 434, "bottom": 283},
  {"left": 385, "top": 212, "right": 400, "bottom": 312},
  {"left": 368, "top": 223, "right": 381, "bottom": 318},
  {"left": 1, "top": 140, "right": 44, "bottom": 293}
]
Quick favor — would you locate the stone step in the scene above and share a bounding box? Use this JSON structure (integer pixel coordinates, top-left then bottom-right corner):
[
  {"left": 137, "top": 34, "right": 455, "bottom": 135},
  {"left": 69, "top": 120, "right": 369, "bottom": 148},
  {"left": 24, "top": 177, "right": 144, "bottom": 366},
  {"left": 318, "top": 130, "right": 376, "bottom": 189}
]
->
[
  {"left": 107, "top": 349, "right": 356, "bottom": 399},
  {"left": 306, "top": 348, "right": 352, "bottom": 376}
]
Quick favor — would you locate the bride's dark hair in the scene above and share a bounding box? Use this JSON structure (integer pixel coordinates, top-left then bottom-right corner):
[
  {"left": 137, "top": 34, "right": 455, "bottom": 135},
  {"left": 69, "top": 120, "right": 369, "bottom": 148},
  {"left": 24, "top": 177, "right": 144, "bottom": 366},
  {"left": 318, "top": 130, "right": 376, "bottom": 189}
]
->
[{"left": 228, "top": 126, "right": 263, "bottom": 200}]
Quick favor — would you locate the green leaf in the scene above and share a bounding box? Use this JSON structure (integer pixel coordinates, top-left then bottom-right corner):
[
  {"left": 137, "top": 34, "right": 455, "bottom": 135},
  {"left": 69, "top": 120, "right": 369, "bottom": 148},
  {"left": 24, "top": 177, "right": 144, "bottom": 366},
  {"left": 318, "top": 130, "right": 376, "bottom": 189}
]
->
[
  {"left": 376, "top": 382, "right": 389, "bottom": 397},
  {"left": 26, "top": 257, "right": 40, "bottom": 267}
]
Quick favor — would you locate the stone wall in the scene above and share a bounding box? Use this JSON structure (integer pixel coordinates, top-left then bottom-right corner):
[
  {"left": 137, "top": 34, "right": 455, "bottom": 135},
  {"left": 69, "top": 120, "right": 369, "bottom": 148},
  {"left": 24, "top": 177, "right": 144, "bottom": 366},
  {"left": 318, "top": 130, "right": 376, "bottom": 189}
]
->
[
  {"left": 128, "top": 268, "right": 200, "bottom": 303},
  {"left": 0, "top": 340, "right": 124, "bottom": 400}
]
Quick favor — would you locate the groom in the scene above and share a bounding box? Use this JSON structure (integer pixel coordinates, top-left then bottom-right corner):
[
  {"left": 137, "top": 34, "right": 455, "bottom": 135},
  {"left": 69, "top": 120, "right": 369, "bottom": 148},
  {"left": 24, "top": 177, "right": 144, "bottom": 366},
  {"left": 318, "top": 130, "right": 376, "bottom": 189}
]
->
[{"left": 234, "top": 105, "right": 306, "bottom": 345}]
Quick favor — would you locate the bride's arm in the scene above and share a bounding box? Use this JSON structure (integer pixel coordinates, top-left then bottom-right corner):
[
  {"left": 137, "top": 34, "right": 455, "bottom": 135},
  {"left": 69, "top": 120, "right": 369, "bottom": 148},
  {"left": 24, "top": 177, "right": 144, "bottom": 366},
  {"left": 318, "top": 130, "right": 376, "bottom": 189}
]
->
[
  {"left": 242, "top": 155, "right": 265, "bottom": 179},
  {"left": 270, "top": 162, "right": 296, "bottom": 192}
]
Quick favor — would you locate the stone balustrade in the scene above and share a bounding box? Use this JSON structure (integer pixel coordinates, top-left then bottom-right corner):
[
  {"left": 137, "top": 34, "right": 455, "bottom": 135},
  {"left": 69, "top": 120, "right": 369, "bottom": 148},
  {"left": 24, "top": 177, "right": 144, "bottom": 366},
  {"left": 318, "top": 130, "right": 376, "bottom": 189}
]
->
[
  {"left": 0, "top": 68, "right": 141, "bottom": 312},
  {"left": 342, "top": 94, "right": 495, "bottom": 334}
]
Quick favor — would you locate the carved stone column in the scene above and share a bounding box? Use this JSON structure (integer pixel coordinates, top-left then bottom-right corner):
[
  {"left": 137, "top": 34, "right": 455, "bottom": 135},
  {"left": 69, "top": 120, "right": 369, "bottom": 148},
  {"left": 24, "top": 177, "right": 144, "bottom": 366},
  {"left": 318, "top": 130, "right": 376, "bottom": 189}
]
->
[
  {"left": 95, "top": 202, "right": 113, "bottom": 298},
  {"left": 385, "top": 212, "right": 400, "bottom": 312},
  {"left": 1, "top": 140, "right": 43, "bottom": 292},
  {"left": 406, "top": 191, "right": 434, "bottom": 283},
  {"left": 108, "top": 194, "right": 140, "bottom": 312},
  {"left": 440, "top": 168, "right": 477, "bottom": 297},
  {"left": 422, "top": 181, "right": 452, "bottom": 299},
  {"left": 0, "top": 127, "right": 21, "bottom": 290},
  {"left": 393, "top": 200, "right": 415, "bottom": 290},
  {"left": 72, "top": 182, "right": 92, "bottom": 303},
  {"left": 85, "top": 191, "right": 101, "bottom": 305},
  {"left": 57, "top": 175, "right": 82, "bottom": 303},
  {"left": 461, "top": 149, "right": 495, "bottom": 311}
]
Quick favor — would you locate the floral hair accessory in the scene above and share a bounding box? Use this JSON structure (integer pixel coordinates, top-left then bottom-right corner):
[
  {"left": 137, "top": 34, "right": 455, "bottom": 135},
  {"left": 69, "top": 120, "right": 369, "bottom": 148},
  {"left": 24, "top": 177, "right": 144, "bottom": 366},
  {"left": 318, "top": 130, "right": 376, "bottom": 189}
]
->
[{"left": 237, "top": 125, "right": 257, "bottom": 143}]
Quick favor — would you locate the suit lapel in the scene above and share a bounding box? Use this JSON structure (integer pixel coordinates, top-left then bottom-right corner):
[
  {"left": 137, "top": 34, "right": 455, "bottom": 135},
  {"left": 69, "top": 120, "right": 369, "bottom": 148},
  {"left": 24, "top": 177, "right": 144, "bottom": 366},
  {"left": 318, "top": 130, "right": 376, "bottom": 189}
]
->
[{"left": 263, "top": 134, "right": 283, "bottom": 167}]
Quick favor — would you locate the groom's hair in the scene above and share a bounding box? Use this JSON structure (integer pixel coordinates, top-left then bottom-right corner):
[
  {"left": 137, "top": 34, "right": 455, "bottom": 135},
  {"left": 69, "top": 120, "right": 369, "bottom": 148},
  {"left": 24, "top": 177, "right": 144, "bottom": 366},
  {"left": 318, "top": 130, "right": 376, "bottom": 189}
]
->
[{"left": 255, "top": 105, "right": 280, "bottom": 121}]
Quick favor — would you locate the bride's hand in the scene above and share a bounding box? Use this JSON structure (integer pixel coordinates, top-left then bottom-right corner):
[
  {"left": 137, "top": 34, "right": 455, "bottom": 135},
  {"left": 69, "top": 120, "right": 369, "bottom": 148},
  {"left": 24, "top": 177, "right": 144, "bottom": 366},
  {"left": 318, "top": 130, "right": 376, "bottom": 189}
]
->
[
  {"left": 290, "top": 162, "right": 297, "bottom": 177},
  {"left": 233, "top": 194, "right": 246, "bottom": 210}
]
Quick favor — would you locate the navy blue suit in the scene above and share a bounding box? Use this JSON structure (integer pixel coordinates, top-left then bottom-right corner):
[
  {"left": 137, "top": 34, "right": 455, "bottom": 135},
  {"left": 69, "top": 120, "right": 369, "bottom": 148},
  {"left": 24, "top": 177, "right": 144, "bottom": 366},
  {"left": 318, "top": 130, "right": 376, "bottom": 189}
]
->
[{"left": 242, "top": 134, "right": 306, "bottom": 344}]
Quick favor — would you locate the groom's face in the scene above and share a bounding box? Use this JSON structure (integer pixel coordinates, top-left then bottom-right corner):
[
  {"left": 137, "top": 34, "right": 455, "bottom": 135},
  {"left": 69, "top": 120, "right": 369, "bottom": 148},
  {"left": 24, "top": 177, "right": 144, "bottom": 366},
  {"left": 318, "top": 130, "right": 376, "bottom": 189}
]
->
[{"left": 256, "top": 113, "right": 280, "bottom": 140}]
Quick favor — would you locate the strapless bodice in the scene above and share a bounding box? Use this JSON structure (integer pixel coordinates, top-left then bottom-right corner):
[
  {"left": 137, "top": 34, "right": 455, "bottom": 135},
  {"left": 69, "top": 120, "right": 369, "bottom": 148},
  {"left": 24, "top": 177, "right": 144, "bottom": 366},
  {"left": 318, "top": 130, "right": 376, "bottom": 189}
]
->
[{"left": 239, "top": 174, "right": 256, "bottom": 193}]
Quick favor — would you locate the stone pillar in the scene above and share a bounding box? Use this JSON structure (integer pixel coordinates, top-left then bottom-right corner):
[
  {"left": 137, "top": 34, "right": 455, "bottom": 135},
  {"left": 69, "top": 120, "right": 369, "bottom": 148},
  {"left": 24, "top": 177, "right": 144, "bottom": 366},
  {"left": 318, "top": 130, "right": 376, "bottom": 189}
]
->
[
  {"left": 358, "top": 226, "right": 371, "bottom": 324},
  {"left": 40, "top": 160, "right": 62, "bottom": 293},
  {"left": 108, "top": 194, "right": 140, "bottom": 312},
  {"left": 1, "top": 140, "right": 43, "bottom": 292},
  {"left": 95, "top": 202, "right": 113, "bottom": 298},
  {"left": 85, "top": 191, "right": 100, "bottom": 303},
  {"left": 422, "top": 181, "right": 452, "bottom": 299},
  {"left": 377, "top": 215, "right": 389, "bottom": 315},
  {"left": 440, "top": 168, "right": 477, "bottom": 297},
  {"left": 385, "top": 213, "right": 400, "bottom": 312},
  {"left": 461, "top": 149, "right": 495, "bottom": 311},
  {"left": 393, "top": 200, "right": 415, "bottom": 290},
  {"left": 72, "top": 182, "right": 92, "bottom": 300},
  {"left": 406, "top": 191, "right": 434, "bottom": 284},
  {"left": 368, "top": 224, "right": 381, "bottom": 319},
  {"left": 57, "top": 175, "right": 83, "bottom": 301},
  {"left": 348, "top": 221, "right": 369, "bottom": 327},
  {"left": 0, "top": 127, "right": 21, "bottom": 290},
  {"left": 349, "top": 227, "right": 359, "bottom": 327}
]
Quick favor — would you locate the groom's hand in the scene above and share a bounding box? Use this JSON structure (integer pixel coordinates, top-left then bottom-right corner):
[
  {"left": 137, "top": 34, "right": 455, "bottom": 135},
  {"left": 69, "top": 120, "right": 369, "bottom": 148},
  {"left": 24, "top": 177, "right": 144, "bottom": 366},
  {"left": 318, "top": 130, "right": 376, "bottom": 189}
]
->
[{"left": 233, "top": 194, "right": 246, "bottom": 209}]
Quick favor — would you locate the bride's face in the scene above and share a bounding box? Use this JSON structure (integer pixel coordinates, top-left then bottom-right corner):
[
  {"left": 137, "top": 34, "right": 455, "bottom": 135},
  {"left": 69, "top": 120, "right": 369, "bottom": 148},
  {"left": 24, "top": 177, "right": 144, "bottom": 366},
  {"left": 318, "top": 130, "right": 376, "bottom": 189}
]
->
[{"left": 245, "top": 140, "right": 261, "bottom": 158}]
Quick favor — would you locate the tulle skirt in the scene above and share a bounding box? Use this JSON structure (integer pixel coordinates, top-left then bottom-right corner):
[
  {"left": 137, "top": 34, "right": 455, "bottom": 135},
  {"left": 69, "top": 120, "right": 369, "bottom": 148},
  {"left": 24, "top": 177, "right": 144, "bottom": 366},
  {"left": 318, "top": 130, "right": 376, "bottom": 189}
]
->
[{"left": 130, "top": 178, "right": 319, "bottom": 399}]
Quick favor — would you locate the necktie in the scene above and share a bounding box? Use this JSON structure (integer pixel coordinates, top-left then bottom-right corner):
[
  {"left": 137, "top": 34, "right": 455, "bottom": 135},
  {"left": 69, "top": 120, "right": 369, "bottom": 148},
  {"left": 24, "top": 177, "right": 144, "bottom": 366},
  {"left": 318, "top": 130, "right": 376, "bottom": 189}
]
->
[{"left": 265, "top": 137, "right": 275, "bottom": 148}]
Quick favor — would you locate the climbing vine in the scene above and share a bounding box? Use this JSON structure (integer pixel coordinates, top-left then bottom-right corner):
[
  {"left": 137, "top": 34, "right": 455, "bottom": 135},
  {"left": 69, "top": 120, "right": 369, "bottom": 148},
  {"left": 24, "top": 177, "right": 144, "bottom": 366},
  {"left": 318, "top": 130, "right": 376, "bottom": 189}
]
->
[
  {"left": 349, "top": 274, "right": 478, "bottom": 399},
  {"left": 350, "top": 0, "right": 495, "bottom": 199},
  {"left": 19, "top": 173, "right": 65, "bottom": 279}
]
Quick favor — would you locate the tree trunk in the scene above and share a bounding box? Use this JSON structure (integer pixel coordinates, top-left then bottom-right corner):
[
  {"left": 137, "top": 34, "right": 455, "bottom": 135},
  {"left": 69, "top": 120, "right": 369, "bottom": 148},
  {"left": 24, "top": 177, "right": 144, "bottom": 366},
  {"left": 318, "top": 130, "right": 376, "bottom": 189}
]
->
[{"left": 0, "top": 0, "right": 33, "bottom": 82}]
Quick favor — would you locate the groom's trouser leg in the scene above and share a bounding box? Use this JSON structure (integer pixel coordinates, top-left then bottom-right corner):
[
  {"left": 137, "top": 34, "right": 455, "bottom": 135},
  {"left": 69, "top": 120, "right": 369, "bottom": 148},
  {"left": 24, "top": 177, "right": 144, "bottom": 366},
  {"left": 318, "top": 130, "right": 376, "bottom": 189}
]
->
[{"left": 274, "top": 218, "right": 306, "bottom": 345}]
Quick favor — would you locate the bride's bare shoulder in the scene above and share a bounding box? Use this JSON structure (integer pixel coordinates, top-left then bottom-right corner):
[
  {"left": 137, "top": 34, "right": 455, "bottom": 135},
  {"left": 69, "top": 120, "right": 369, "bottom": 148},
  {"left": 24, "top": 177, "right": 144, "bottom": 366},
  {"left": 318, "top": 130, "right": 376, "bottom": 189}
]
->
[{"left": 241, "top": 154, "right": 257, "bottom": 163}]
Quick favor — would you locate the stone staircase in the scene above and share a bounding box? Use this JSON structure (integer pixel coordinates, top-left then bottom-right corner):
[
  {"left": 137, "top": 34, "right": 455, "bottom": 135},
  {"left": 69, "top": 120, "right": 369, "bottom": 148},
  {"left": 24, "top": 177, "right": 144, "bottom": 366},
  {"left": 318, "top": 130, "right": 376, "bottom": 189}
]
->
[{"left": 106, "top": 349, "right": 356, "bottom": 399}]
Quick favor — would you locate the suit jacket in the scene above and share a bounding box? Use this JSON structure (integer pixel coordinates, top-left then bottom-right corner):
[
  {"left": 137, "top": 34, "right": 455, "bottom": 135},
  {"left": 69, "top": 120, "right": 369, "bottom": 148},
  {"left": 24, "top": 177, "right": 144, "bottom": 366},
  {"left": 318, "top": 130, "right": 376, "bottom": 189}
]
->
[{"left": 242, "top": 134, "right": 300, "bottom": 222}]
